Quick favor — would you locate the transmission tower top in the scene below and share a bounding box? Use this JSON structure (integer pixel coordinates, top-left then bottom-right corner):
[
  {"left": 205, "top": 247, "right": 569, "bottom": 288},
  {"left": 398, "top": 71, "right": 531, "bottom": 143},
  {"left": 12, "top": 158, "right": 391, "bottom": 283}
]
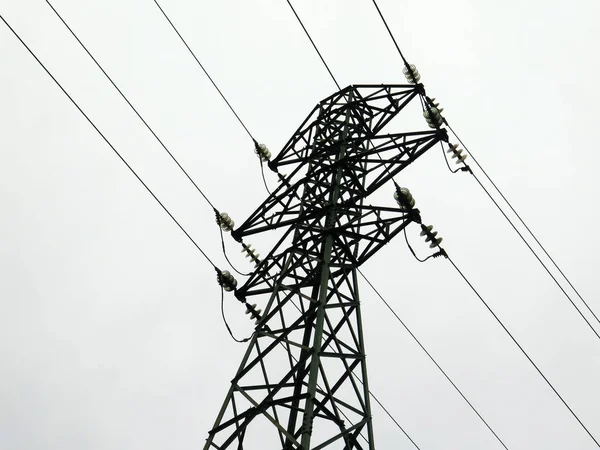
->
[{"left": 206, "top": 83, "right": 447, "bottom": 449}]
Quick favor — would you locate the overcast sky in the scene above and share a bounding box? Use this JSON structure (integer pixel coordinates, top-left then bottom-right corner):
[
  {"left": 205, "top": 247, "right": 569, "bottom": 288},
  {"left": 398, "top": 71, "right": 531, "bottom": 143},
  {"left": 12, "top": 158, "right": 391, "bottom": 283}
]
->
[{"left": 1, "top": 0, "right": 599, "bottom": 449}]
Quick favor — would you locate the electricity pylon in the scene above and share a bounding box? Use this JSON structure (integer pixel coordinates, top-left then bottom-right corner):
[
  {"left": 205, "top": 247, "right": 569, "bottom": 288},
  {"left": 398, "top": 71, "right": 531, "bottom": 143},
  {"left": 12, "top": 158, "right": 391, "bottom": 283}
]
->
[{"left": 206, "top": 84, "right": 447, "bottom": 449}]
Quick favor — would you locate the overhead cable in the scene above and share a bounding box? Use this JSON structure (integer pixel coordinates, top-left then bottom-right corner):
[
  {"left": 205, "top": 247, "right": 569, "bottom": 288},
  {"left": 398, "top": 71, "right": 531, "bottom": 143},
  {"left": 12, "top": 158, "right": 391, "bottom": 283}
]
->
[
  {"left": 0, "top": 15, "right": 217, "bottom": 270},
  {"left": 467, "top": 169, "right": 600, "bottom": 340},
  {"left": 370, "top": 0, "right": 409, "bottom": 66},
  {"left": 372, "top": 0, "right": 599, "bottom": 337},
  {"left": 446, "top": 122, "right": 600, "bottom": 329},
  {"left": 358, "top": 268, "right": 510, "bottom": 449},
  {"left": 416, "top": 100, "right": 600, "bottom": 339},
  {"left": 285, "top": 0, "right": 341, "bottom": 90},
  {"left": 153, "top": 0, "right": 276, "bottom": 224},
  {"left": 153, "top": 0, "right": 256, "bottom": 141},
  {"left": 46, "top": 0, "right": 217, "bottom": 211},
  {"left": 447, "top": 255, "right": 600, "bottom": 448}
]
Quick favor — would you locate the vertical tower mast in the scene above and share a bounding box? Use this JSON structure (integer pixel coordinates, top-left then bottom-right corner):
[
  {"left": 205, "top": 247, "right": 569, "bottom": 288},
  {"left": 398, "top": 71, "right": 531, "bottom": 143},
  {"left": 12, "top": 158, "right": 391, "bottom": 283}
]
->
[{"left": 205, "top": 84, "right": 446, "bottom": 449}]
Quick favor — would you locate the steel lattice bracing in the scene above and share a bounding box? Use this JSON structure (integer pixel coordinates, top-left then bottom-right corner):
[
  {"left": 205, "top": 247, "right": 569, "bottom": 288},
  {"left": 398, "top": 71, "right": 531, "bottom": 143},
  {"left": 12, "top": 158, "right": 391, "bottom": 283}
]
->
[{"left": 205, "top": 85, "right": 447, "bottom": 449}]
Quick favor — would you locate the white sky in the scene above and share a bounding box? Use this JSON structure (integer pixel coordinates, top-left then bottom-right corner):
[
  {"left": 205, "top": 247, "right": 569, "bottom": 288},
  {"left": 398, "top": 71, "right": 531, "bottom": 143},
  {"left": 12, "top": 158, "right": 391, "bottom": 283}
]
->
[{"left": 1, "top": 0, "right": 599, "bottom": 449}]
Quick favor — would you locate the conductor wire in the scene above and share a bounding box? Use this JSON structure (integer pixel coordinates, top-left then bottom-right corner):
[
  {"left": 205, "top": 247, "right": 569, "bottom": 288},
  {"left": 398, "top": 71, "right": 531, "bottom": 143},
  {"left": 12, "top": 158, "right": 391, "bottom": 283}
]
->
[
  {"left": 358, "top": 268, "right": 509, "bottom": 450},
  {"left": 1, "top": 15, "right": 217, "bottom": 269},
  {"left": 285, "top": 0, "right": 341, "bottom": 90},
  {"left": 46, "top": 0, "right": 217, "bottom": 211},
  {"left": 446, "top": 122, "right": 600, "bottom": 329},
  {"left": 153, "top": 0, "right": 256, "bottom": 141},
  {"left": 448, "top": 255, "right": 600, "bottom": 448}
]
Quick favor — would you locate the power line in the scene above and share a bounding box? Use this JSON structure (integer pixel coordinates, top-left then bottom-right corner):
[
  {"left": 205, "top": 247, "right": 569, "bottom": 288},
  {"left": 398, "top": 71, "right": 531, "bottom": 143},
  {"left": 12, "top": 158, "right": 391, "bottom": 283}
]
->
[
  {"left": 152, "top": 0, "right": 256, "bottom": 142},
  {"left": 370, "top": 0, "right": 409, "bottom": 66},
  {"left": 445, "top": 122, "right": 600, "bottom": 329},
  {"left": 447, "top": 255, "right": 600, "bottom": 448},
  {"left": 0, "top": 14, "right": 217, "bottom": 270},
  {"left": 369, "top": 0, "right": 600, "bottom": 340},
  {"left": 285, "top": 0, "right": 341, "bottom": 90},
  {"left": 368, "top": 388, "right": 421, "bottom": 449},
  {"left": 289, "top": 1, "right": 598, "bottom": 442},
  {"left": 469, "top": 170, "right": 600, "bottom": 340},
  {"left": 46, "top": 0, "right": 217, "bottom": 211},
  {"left": 358, "top": 268, "right": 510, "bottom": 450}
]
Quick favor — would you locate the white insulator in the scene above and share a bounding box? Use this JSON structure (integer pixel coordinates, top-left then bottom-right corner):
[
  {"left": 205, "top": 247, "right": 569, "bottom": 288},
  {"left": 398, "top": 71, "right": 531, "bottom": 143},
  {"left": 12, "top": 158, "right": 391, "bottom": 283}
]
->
[
  {"left": 245, "top": 303, "right": 263, "bottom": 324},
  {"left": 429, "top": 237, "right": 443, "bottom": 248},
  {"left": 255, "top": 143, "right": 271, "bottom": 162},
  {"left": 420, "top": 224, "right": 443, "bottom": 248},
  {"left": 241, "top": 244, "right": 261, "bottom": 266},
  {"left": 419, "top": 225, "right": 433, "bottom": 237},
  {"left": 446, "top": 143, "right": 459, "bottom": 153},
  {"left": 218, "top": 212, "right": 235, "bottom": 232},
  {"left": 402, "top": 64, "right": 421, "bottom": 83},
  {"left": 451, "top": 152, "right": 468, "bottom": 162},
  {"left": 447, "top": 144, "right": 468, "bottom": 164}
]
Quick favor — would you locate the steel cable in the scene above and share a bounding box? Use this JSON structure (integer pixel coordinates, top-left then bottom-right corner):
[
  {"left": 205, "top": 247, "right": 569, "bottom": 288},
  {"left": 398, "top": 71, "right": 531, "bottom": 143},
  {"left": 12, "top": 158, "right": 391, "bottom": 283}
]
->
[
  {"left": 1, "top": 14, "right": 218, "bottom": 270},
  {"left": 447, "top": 255, "right": 600, "bottom": 448}
]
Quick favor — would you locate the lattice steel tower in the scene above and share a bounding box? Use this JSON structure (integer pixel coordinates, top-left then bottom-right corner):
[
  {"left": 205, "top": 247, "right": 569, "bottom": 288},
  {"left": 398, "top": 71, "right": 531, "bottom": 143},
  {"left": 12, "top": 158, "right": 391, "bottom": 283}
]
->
[{"left": 206, "top": 83, "right": 447, "bottom": 449}]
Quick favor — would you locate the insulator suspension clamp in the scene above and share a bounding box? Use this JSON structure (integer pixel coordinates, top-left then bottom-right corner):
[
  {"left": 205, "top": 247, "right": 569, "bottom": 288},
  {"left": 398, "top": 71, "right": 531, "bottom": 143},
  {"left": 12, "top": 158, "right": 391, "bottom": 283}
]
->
[
  {"left": 432, "top": 249, "right": 448, "bottom": 259},
  {"left": 216, "top": 211, "right": 235, "bottom": 232},
  {"left": 254, "top": 142, "right": 271, "bottom": 162},
  {"left": 420, "top": 224, "right": 443, "bottom": 248},
  {"left": 446, "top": 143, "right": 468, "bottom": 164},
  {"left": 216, "top": 269, "right": 238, "bottom": 292}
]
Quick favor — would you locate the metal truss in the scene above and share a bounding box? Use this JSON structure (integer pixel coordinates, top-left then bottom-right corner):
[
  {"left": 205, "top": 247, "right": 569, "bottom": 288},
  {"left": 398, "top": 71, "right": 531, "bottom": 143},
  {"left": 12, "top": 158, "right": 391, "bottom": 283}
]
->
[{"left": 205, "top": 85, "right": 448, "bottom": 449}]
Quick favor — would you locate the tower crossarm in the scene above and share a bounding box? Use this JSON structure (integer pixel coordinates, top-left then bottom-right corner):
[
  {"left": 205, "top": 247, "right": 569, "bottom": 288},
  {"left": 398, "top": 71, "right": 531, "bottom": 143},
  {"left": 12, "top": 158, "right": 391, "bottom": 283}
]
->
[{"left": 234, "top": 129, "right": 445, "bottom": 239}]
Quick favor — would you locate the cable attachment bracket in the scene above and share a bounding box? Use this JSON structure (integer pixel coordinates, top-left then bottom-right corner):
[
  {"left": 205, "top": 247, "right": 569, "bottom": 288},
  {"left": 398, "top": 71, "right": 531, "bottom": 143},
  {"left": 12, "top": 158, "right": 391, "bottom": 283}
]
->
[{"left": 216, "top": 268, "right": 238, "bottom": 292}]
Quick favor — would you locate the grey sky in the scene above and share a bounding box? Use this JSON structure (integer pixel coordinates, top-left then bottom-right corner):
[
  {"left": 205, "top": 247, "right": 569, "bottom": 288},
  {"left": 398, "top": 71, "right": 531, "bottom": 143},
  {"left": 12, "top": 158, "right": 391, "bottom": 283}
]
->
[{"left": 1, "top": 0, "right": 599, "bottom": 449}]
